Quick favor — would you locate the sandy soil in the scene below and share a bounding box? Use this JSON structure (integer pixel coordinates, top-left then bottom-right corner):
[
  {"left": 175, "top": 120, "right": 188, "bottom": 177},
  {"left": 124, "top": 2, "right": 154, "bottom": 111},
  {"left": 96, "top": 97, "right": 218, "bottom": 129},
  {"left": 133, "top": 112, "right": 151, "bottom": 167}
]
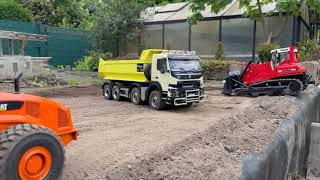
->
[{"left": 1, "top": 83, "right": 297, "bottom": 179}]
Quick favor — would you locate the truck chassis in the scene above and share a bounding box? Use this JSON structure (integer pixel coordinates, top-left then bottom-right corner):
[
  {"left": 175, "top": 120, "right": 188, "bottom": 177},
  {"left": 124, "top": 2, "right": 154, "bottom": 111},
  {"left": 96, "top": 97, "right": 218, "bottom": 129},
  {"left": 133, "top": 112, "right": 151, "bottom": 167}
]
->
[{"left": 102, "top": 80, "right": 206, "bottom": 110}]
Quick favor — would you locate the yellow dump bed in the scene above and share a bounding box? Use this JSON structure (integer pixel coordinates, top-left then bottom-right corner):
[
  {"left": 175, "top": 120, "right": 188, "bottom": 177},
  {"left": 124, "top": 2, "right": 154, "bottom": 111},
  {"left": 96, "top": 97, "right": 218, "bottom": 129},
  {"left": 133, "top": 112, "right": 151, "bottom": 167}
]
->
[{"left": 98, "top": 49, "right": 163, "bottom": 82}]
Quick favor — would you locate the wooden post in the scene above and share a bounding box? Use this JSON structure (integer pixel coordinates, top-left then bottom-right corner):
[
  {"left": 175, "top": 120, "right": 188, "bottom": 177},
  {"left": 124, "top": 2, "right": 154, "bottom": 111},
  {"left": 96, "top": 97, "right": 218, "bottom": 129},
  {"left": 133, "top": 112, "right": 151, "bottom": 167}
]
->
[
  {"left": 19, "top": 40, "right": 25, "bottom": 55},
  {"left": 0, "top": 38, "right": 2, "bottom": 56},
  {"left": 8, "top": 39, "right": 14, "bottom": 55}
]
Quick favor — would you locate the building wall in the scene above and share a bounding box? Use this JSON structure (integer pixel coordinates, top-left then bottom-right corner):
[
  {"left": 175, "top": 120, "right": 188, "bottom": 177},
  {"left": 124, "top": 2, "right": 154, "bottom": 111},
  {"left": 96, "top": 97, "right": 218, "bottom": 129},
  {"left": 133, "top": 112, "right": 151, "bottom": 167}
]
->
[{"left": 121, "top": 15, "right": 301, "bottom": 61}]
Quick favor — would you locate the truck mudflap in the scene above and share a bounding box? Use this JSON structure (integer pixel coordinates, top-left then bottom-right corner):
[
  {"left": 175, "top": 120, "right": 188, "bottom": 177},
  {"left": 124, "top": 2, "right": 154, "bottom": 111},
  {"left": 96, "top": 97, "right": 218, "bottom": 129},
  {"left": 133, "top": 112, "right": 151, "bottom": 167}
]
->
[{"left": 171, "top": 89, "right": 208, "bottom": 106}]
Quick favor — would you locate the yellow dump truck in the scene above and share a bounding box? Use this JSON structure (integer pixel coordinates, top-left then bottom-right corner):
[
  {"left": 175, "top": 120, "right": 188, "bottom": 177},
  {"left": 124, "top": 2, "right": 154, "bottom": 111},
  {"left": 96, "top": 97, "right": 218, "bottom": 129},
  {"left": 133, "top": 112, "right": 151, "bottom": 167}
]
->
[{"left": 98, "top": 49, "right": 206, "bottom": 110}]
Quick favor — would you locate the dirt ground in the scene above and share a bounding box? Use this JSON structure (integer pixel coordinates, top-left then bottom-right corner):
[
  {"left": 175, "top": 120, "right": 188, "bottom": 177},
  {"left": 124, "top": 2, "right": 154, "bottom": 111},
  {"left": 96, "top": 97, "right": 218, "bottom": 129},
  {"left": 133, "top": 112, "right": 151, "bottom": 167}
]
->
[
  {"left": 17, "top": 83, "right": 295, "bottom": 180},
  {"left": 1, "top": 83, "right": 297, "bottom": 179}
]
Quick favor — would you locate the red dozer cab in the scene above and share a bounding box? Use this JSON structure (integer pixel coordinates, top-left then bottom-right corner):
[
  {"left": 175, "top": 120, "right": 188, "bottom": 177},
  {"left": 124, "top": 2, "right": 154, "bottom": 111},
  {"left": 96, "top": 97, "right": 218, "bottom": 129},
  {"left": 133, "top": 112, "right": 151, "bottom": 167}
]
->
[{"left": 223, "top": 46, "right": 315, "bottom": 96}]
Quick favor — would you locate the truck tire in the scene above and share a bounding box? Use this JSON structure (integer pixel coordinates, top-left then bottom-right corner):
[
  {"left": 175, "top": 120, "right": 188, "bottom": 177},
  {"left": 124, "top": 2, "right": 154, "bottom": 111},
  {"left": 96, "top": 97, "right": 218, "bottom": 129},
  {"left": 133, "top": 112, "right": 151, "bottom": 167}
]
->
[
  {"left": 112, "top": 84, "right": 122, "bottom": 101},
  {"left": 103, "top": 83, "right": 112, "bottom": 100},
  {"left": 0, "top": 124, "right": 64, "bottom": 180},
  {"left": 149, "top": 91, "right": 166, "bottom": 110},
  {"left": 144, "top": 64, "right": 151, "bottom": 81},
  {"left": 131, "top": 87, "right": 142, "bottom": 105}
]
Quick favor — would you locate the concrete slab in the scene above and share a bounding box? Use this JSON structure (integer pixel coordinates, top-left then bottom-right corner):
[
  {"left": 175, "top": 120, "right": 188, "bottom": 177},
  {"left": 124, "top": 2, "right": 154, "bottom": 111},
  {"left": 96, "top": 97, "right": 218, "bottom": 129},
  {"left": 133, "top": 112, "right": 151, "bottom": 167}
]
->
[
  {"left": 301, "top": 61, "right": 319, "bottom": 84},
  {"left": 307, "top": 123, "right": 320, "bottom": 180}
]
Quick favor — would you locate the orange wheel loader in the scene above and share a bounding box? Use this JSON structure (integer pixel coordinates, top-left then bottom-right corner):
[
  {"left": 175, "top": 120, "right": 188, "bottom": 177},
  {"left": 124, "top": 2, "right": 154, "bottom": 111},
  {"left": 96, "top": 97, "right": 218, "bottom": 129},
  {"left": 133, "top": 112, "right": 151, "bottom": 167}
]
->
[{"left": 0, "top": 73, "right": 77, "bottom": 180}]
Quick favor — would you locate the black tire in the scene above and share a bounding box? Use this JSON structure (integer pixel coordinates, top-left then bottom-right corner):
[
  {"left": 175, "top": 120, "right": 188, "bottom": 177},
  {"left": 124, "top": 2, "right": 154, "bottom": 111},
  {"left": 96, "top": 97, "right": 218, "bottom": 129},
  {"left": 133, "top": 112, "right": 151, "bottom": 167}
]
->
[
  {"left": 149, "top": 91, "right": 166, "bottom": 110},
  {"left": 181, "top": 103, "right": 193, "bottom": 108},
  {"left": 112, "top": 84, "right": 121, "bottom": 101},
  {"left": 288, "top": 80, "right": 302, "bottom": 96},
  {"left": 222, "top": 82, "right": 232, "bottom": 96},
  {"left": 144, "top": 64, "right": 151, "bottom": 81},
  {"left": 103, "top": 83, "right": 112, "bottom": 100},
  {"left": 0, "top": 124, "right": 64, "bottom": 180},
  {"left": 130, "top": 87, "right": 142, "bottom": 105}
]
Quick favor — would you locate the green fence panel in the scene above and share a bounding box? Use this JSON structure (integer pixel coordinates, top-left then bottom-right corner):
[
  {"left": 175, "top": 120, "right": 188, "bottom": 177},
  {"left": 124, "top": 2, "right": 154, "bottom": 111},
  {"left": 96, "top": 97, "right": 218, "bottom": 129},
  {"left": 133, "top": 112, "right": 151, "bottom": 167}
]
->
[
  {"left": 0, "top": 20, "right": 121, "bottom": 67},
  {"left": 0, "top": 20, "right": 43, "bottom": 57},
  {"left": 44, "top": 25, "right": 92, "bottom": 66},
  {"left": 0, "top": 20, "right": 119, "bottom": 66}
]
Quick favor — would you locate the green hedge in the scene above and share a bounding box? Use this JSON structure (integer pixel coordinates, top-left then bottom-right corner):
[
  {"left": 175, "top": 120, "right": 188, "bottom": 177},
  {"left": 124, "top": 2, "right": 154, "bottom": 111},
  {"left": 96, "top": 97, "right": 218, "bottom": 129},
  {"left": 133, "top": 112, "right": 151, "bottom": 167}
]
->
[
  {"left": 256, "top": 43, "right": 279, "bottom": 62},
  {"left": 0, "top": 0, "right": 33, "bottom": 22},
  {"left": 201, "top": 60, "right": 237, "bottom": 74},
  {"left": 74, "top": 51, "right": 112, "bottom": 72}
]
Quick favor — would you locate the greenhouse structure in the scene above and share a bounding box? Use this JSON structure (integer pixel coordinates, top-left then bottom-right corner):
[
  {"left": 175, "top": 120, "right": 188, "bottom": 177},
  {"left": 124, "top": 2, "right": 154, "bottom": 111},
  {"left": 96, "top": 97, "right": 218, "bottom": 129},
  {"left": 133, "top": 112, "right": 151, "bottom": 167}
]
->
[{"left": 120, "top": 1, "right": 318, "bottom": 61}]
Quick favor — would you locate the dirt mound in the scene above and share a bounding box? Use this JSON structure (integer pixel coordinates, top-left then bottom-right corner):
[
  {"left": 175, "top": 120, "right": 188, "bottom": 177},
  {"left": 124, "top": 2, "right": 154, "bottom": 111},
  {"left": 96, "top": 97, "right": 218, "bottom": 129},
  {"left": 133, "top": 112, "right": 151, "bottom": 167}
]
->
[{"left": 107, "top": 96, "right": 296, "bottom": 179}]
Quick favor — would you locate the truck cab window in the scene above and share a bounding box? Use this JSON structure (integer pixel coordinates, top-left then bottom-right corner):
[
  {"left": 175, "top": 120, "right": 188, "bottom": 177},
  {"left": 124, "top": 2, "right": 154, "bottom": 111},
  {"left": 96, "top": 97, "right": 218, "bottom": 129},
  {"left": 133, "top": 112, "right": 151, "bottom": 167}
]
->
[{"left": 157, "top": 58, "right": 167, "bottom": 72}]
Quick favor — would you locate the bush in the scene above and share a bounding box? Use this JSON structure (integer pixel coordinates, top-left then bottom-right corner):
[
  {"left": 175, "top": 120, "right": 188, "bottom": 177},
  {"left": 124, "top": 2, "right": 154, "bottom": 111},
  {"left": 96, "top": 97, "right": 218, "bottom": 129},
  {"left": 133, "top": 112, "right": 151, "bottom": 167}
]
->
[
  {"left": 201, "top": 59, "right": 236, "bottom": 74},
  {"left": 74, "top": 51, "right": 113, "bottom": 72},
  {"left": 0, "top": 0, "right": 33, "bottom": 22},
  {"left": 257, "top": 43, "right": 279, "bottom": 62},
  {"left": 308, "top": 48, "right": 320, "bottom": 61},
  {"left": 214, "top": 42, "right": 224, "bottom": 60},
  {"left": 298, "top": 38, "right": 319, "bottom": 61}
]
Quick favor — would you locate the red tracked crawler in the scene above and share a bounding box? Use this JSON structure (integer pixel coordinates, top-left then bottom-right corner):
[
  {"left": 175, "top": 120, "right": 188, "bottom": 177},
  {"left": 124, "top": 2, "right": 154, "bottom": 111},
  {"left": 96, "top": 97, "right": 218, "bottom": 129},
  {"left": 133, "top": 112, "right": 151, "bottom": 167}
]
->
[
  {"left": 0, "top": 73, "right": 77, "bottom": 180},
  {"left": 223, "top": 46, "right": 315, "bottom": 96}
]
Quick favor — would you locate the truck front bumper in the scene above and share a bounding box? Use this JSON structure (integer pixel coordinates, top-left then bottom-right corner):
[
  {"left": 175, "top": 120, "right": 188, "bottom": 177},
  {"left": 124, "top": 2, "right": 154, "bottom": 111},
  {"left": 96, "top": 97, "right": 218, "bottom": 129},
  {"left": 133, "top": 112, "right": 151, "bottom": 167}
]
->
[{"left": 167, "top": 89, "right": 208, "bottom": 106}]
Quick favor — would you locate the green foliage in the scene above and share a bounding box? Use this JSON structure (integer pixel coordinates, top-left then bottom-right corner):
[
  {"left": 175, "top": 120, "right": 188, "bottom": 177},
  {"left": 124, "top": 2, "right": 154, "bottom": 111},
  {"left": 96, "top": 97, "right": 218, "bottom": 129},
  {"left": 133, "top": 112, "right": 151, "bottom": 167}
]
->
[
  {"left": 0, "top": 0, "right": 33, "bottom": 22},
  {"left": 94, "top": 0, "right": 152, "bottom": 51},
  {"left": 151, "top": 0, "right": 186, "bottom": 5},
  {"left": 17, "top": 0, "right": 93, "bottom": 29},
  {"left": 298, "top": 38, "right": 320, "bottom": 61},
  {"left": 257, "top": 43, "right": 279, "bottom": 62},
  {"left": 188, "top": 0, "right": 320, "bottom": 24},
  {"left": 201, "top": 60, "right": 236, "bottom": 74},
  {"left": 74, "top": 51, "right": 112, "bottom": 72},
  {"left": 214, "top": 42, "right": 224, "bottom": 60}
]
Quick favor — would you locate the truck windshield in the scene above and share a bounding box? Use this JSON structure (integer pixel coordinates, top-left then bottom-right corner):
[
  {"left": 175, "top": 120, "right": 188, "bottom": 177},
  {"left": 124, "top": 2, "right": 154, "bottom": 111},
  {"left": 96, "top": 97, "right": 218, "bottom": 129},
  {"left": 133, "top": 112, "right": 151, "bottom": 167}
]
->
[{"left": 169, "top": 59, "right": 201, "bottom": 72}]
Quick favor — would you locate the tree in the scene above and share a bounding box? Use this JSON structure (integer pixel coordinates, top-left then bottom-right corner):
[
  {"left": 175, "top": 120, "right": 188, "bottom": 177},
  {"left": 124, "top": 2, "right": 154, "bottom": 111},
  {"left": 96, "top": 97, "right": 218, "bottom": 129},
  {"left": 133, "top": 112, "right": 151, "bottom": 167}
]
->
[
  {"left": 18, "top": 0, "right": 92, "bottom": 29},
  {"left": 94, "top": 0, "right": 152, "bottom": 53},
  {"left": 0, "top": 0, "right": 33, "bottom": 22},
  {"left": 188, "top": 0, "right": 320, "bottom": 43},
  {"left": 151, "top": 0, "right": 186, "bottom": 5}
]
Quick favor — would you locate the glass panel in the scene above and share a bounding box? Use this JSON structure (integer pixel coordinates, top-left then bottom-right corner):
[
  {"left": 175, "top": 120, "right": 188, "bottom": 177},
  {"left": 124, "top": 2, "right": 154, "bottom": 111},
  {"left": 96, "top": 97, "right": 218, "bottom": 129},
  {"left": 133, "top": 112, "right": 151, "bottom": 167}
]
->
[
  {"left": 300, "top": 22, "right": 309, "bottom": 42},
  {"left": 191, "top": 20, "right": 219, "bottom": 56},
  {"left": 256, "top": 16, "right": 293, "bottom": 48},
  {"left": 221, "top": 18, "right": 254, "bottom": 60},
  {"left": 164, "top": 23, "right": 189, "bottom": 50},
  {"left": 141, "top": 24, "right": 163, "bottom": 50}
]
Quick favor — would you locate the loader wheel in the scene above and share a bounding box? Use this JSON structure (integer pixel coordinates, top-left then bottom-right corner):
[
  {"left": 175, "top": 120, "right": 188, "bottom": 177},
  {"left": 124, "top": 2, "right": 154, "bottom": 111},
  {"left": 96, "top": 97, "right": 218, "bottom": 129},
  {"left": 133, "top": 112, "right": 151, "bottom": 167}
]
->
[
  {"left": 149, "top": 91, "right": 166, "bottom": 110},
  {"left": 0, "top": 124, "right": 64, "bottom": 180},
  {"left": 131, "top": 87, "right": 142, "bottom": 105},
  {"left": 112, "top": 84, "right": 122, "bottom": 101},
  {"left": 103, "top": 84, "right": 112, "bottom": 100}
]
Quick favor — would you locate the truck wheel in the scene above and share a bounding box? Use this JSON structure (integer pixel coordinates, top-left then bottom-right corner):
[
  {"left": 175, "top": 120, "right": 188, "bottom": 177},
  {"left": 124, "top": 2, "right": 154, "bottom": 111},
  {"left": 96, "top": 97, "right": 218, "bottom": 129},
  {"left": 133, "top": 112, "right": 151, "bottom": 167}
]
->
[
  {"left": 0, "top": 124, "right": 64, "bottom": 180},
  {"left": 185, "top": 103, "right": 193, "bottom": 108},
  {"left": 112, "top": 84, "right": 121, "bottom": 101},
  {"left": 103, "top": 84, "right": 112, "bottom": 100},
  {"left": 149, "top": 91, "right": 166, "bottom": 110},
  {"left": 131, "top": 87, "right": 142, "bottom": 105}
]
